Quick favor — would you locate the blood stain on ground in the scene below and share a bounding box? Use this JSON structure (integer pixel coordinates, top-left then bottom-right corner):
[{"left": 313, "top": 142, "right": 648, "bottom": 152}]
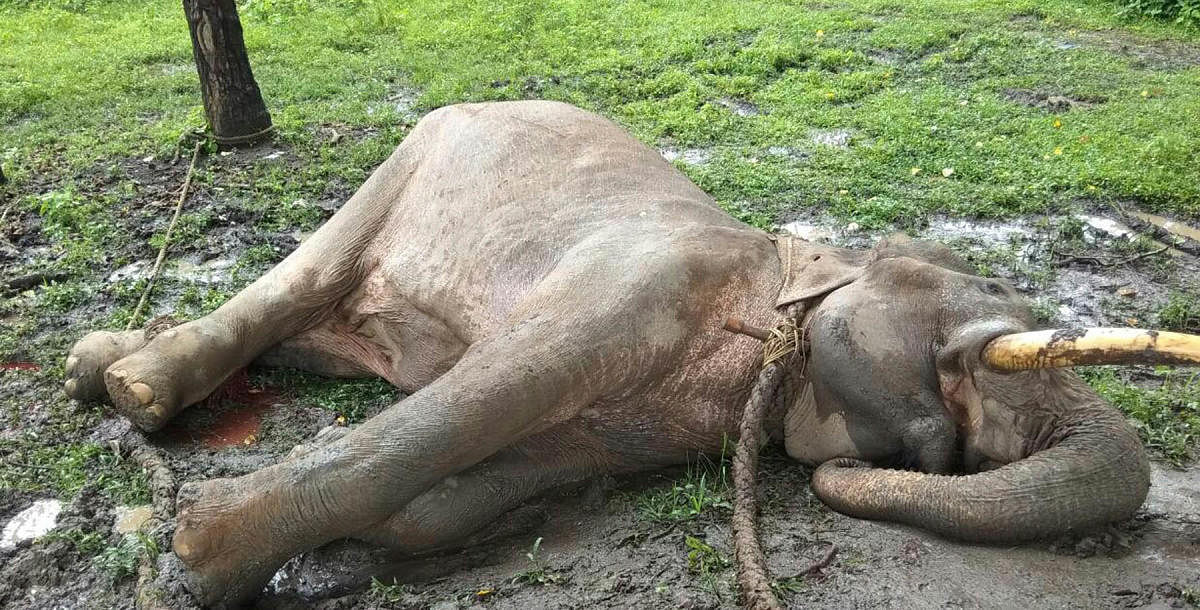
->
[
  {"left": 0, "top": 362, "right": 41, "bottom": 371},
  {"left": 161, "top": 368, "right": 283, "bottom": 448}
]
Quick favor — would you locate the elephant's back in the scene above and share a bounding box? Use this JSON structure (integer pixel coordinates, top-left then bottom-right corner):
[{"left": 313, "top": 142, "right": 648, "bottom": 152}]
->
[{"left": 359, "top": 100, "right": 747, "bottom": 337}]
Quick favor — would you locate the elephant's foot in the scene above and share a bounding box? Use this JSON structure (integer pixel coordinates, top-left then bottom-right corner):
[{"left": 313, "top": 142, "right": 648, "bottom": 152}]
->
[
  {"left": 104, "top": 321, "right": 238, "bottom": 431},
  {"left": 173, "top": 476, "right": 292, "bottom": 608},
  {"left": 64, "top": 330, "right": 147, "bottom": 402}
]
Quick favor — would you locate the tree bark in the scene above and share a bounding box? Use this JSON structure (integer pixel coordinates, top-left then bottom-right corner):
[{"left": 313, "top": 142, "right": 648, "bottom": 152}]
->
[{"left": 182, "top": 0, "right": 272, "bottom": 146}]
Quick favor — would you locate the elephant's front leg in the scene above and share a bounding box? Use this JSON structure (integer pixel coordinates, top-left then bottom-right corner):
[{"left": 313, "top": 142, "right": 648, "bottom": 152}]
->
[{"left": 171, "top": 316, "right": 635, "bottom": 607}]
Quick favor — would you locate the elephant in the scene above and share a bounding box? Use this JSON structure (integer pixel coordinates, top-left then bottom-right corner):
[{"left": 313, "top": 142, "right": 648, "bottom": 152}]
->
[{"left": 62, "top": 100, "right": 1199, "bottom": 607}]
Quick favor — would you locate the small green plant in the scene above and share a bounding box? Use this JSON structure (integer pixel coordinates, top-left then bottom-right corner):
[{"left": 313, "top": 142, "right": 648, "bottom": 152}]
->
[
  {"left": 634, "top": 454, "right": 731, "bottom": 524},
  {"left": 94, "top": 533, "right": 154, "bottom": 585},
  {"left": 41, "top": 528, "right": 107, "bottom": 556},
  {"left": 1082, "top": 367, "right": 1200, "bottom": 466},
  {"left": 684, "top": 535, "right": 730, "bottom": 601},
  {"left": 0, "top": 439, "right": 150, "bottom": 504},
  {"left": 249, "top": 369, "right": 399, "bottom": 422},
  {"left": 369, "top": 577, "right": 413, "bottom": 605},
  {"left": 37, "top": 280, "right": 92, "bottom": 314},
  {"left": 1117, "top": 0, "right": 1200, "bottom": 26},
  {"left": 1157, "top": 294, "right": 1200, "bottom": 333},
  {"left": 512, "top": 537, "right": 564, "bottom": 586}
]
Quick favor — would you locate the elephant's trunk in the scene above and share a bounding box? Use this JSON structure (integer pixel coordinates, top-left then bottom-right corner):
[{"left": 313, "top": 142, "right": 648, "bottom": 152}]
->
[{"left": 810, "top": 406, "right": 1150, "bottom": 542}]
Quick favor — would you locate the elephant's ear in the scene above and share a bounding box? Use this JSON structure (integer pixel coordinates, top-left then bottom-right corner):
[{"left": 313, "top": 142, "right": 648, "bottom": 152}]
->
[{"left": 774, "top": 235, "right": 872, "bottom": 307}]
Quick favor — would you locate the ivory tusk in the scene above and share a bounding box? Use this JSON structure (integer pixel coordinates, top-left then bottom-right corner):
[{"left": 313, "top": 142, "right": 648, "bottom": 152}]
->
[{"left": 982, "top": 327, "right": 1200, "bottom": 371}]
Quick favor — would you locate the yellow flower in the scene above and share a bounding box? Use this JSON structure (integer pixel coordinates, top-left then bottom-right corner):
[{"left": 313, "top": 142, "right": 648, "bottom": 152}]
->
[
  {"left": 1054, "top": 147, "right": 1063, "bottom": 155},
  {"left": 1053, "top": 118, "right": 1062, "bottom": 128},
  {"left": 1087, "top": 184, "right": 1098, "bottom": 191},
  {"left": 816, "top": 29, "right": 825, "bottom": 37},
  {"left": 975, "top": 141, "right": 984, "bottom": 148},
  {"left": 336, "top": 415, "right": 347, "bottom": 425},
  {"left": 825, "top": 91, "right": 835, "bottom": 100},
  {"left": 910, "top": 167, "right": 922, "bottom": 175},
  {"left": 1141, "top": 90, "right": 1150, "bottom": 97}
]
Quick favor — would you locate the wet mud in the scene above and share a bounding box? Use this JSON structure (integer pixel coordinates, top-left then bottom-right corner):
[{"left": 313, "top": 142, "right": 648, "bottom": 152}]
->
[{"left": 1, "top": 142, "right": 1198, "bottom": 608}]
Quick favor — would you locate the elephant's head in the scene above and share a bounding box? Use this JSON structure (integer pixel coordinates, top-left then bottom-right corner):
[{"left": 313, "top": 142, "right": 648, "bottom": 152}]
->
[{"left": 777, "top": 234, "right": 1197, "bottom": 542}]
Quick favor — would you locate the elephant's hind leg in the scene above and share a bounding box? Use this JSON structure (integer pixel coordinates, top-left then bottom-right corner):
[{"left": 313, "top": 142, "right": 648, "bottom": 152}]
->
[
  {"left": 167, "top": 285, "right": 667, "bottom": 607},
  {"left": 95, "top": 123, "right": 441, "bottom": 432},
  {"left": 357, "top": 424, "right": 608, "bottom": 555}
]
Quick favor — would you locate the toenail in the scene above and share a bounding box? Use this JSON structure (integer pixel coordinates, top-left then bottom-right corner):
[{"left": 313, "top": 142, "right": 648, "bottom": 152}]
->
[
  {"left": 65, "top": 355, "right": 78, "bottom": 373},
  {"left": 130, "top": 382, "right": 154, "bottom": 406},
  {"left": 64, "top": 379, "right": 77, "bottom": 396},
  {"left": 147, "top": 404, "right": 166, "bottom": 419},
  {"left": 110, "top": 369, "right": 128, "bottom": 381}
]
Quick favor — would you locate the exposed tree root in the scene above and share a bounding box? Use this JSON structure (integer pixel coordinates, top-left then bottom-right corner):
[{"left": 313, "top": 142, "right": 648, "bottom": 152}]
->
[{"left": 120, "top": 431, "right": 178, "bottom": 610}]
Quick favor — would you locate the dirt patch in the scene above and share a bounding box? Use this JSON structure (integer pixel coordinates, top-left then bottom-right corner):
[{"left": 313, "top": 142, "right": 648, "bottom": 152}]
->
[
  {"left": 3, "top": 139, "right": 1199, "bottom": 608},
  {"left": 1003, "top": 88, "right": 1103, "bottom": 111},
  {"left": 1078, "top": 30, "right": 1200, "bottom": 71}
]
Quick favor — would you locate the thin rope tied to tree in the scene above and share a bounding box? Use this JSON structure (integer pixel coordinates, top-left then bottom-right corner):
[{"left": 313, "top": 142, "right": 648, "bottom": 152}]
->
[
  {"left": 724, "top": 303, "right": 808, "bottom": 610},
  {"left": 125, "top": 142, "right": 203, "bottom": 331}
]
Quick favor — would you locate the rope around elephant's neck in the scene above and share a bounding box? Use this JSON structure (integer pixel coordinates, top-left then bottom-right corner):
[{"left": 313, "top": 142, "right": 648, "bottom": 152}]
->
[{"left": 727, "top": 303, "right": 808, "bottom": 610}]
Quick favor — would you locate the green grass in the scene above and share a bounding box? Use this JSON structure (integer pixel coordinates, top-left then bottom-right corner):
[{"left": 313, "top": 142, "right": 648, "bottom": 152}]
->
[
  {"left": 0, "top": 436, "right": 152, "bottom": 504},
  {"left": 632, "top": 454, "right": 732, "bottom": 524},
  {"left": 0, "top": 0, "right": 1198, "bottom": 575},
  {"left": 2, "top": 0, "right": 1200, "bottom": 228},
  {"left": 249, "top": 368, "right": 400, "bottom": 422},
  {"left": 1081, "top": 366, "right": 1200, "bottom": 465}
]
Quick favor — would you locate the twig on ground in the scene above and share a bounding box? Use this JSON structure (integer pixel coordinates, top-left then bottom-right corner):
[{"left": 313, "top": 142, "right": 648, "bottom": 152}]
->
[
  {"left": 6, "top": 271, "right": 70, "bottom": 293},
  {"left": 125, "top": 142, "right": 203, "bottom": 331},
  {"left": 797, "top": 544, "right": 838, "bottom": 579},
  {"left": 1051, "top": 246, "right": 1168, "bottom": 268},
  {"left": 1113, "top": 203, "right": 1200, "bottom": 258}
]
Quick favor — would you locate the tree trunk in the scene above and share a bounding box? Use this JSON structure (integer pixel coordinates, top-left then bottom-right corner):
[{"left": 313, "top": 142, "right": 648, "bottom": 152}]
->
[{"left": 182, "top": 0, "right": 272, "bottom": 146}]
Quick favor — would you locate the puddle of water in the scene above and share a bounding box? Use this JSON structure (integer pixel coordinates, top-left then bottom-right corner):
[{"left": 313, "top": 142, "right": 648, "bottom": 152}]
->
[
  {"left": 659, "top": 147, "right": 713, "bottom": 165},
  {"left": 1077, "top": 214, "right": 1134, "bottom": 239},
  {"left": 922, "top": 216, "right": 1032, "bottom": 251},
  {"left": 1129, "top": 210, "right": 1200, "bottom": 244},
  {"left": 107, "top": 258, "right": 235, "bottom": 285},
  {"left": 1, "top": 499, "right": 62, "bottom": 550},
  {"left": 809, "top": 128, "right": 853, "bottom": 149},
  {"left": 766, "top": 146, "right": 809, "bottom": 161},
  {"left": 779, "top": 221, "right": 836, "bottom": 242},
  {"left": 161, "top": 369, "right": 281, "bottom": 448},
  {"left": 113, "top": 505, "right": 153, "bottom": 535},
  {"left": 715, "top": 98, "right": 759, "bottom": 117}
]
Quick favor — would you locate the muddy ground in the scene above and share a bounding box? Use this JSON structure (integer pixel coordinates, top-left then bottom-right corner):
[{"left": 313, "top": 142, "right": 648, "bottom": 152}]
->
[{"left": 1, "top": 138, "right": 1199, "bottom": 609}]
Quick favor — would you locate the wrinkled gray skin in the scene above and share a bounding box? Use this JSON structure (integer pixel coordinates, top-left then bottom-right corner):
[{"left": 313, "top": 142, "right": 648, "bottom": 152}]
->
[{"left": 64, "top": 101, "right": 1150, "bottom": 607}]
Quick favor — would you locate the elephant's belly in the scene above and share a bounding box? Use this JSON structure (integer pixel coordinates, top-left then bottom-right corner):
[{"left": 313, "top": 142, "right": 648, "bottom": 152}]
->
[{"left": 321, "top": 270, "right": 471, "bottom": 394}]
